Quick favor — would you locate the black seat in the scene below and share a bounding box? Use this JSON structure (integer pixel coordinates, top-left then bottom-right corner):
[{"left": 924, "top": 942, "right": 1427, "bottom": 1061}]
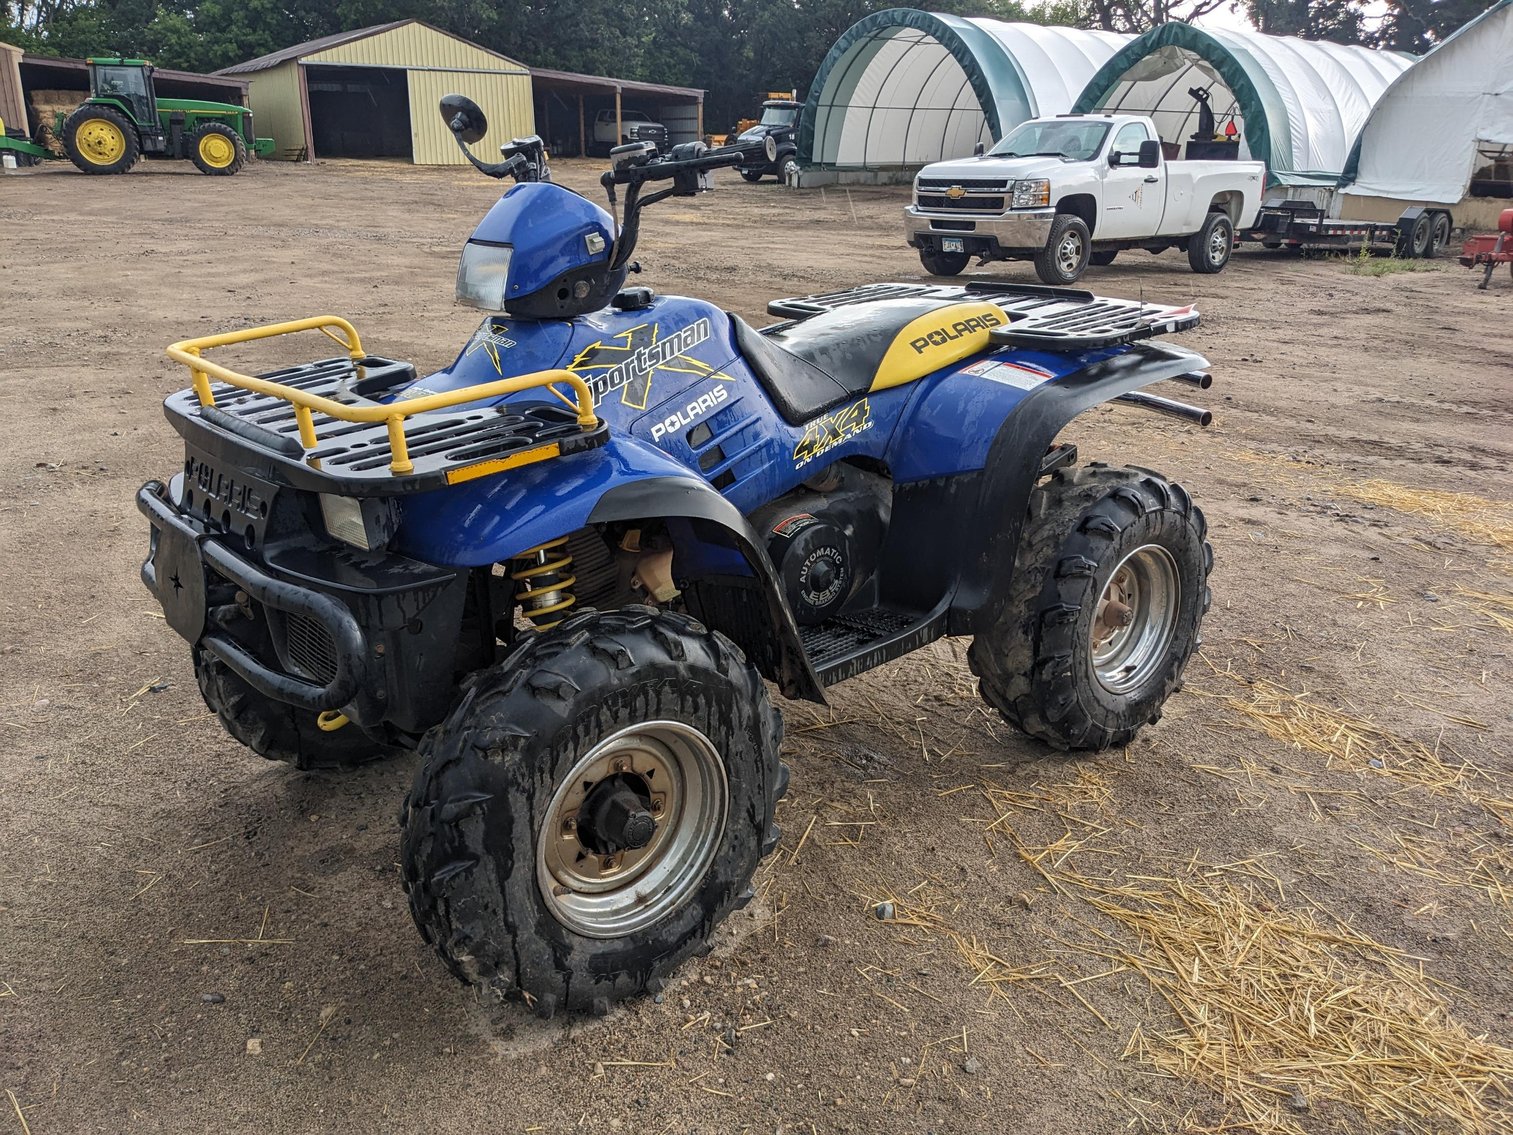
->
[{"left": 731, "top": 296, "right": 986, "bottom": 425}]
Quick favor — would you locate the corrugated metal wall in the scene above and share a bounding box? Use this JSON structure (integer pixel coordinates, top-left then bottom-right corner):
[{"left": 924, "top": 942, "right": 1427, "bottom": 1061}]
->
[
  {"left": 0, "top": 43, "right": 26, "bottom": 133},
  {"left": 303, "top": 23, "right": 533, "bottom": 165},
  {"left": 404, "top": 70, "right": 533, "bottom": 164},
  {"left": 659, "top": 103, "right": 701, "bottom": 144},
  {"left": 246, "top": 61, "right": 308, "bottom": 159}
]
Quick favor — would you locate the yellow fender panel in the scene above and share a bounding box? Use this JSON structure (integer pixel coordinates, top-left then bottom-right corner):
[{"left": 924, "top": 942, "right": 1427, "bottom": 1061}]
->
[{"left": 870, "top": 301, "right": 1006, "bottom": 393}]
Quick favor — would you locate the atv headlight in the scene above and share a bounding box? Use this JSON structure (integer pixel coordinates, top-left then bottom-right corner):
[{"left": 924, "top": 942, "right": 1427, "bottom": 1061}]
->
[
  {"left": 320, "top": 494, "right": 371, "bottom": 550},
  {"left": 455, "top": 241, "right": 512, "bottom": 312},
  {"left": 1011, "top": 179, "right": 1051, "bottom": 208}
]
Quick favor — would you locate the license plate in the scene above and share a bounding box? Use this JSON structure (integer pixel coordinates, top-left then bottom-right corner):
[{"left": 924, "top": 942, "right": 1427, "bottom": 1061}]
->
[{"left": 940, "top": 237, "right": 965, "bottom": 253}]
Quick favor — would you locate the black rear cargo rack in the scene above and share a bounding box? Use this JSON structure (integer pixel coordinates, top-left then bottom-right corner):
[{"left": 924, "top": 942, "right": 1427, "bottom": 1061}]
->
[{"left": 767, "top": 281, "right": 1199, "bottom": 352}]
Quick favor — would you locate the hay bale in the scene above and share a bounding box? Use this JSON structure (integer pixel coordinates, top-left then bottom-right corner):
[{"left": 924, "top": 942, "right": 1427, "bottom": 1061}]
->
[{"left": 27, "top": 89, "right": 82, "bottom": 153}]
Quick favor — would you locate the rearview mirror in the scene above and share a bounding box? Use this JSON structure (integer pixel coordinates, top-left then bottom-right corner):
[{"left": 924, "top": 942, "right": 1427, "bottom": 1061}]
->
[
  {"left": 1138, "top": 139, "right": 1161, "bottom": 169},
  {"left": 439, "top": 94, "right": 487, "bottom": 144},
  {"left": 973, "top": 141, "right": 985, "bottom": 157}
]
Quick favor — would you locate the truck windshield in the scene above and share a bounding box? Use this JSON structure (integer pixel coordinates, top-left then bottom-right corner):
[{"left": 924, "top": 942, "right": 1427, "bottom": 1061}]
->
[
  {"left": 760, "top": 105, "right": 797, "bottom": 127},
  {"left": 990, "top": 120, "right": 1110, "bottom": 162}
]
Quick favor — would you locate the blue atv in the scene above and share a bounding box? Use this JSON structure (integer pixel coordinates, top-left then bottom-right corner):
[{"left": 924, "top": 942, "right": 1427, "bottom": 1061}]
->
[{"left": 136, "top": 95, "right": 1215, "bottom": 1017}]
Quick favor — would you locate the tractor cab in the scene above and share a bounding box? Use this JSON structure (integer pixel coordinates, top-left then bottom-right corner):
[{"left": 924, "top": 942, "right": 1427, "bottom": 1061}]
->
[{"left": 87, "top": 58, "right": 157, "bottom": 128}]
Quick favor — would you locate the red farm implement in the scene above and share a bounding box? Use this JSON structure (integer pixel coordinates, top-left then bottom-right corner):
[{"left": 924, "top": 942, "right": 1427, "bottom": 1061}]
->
[{"left": 1459, "top": 208, "right": 1513, "bottom": 289}]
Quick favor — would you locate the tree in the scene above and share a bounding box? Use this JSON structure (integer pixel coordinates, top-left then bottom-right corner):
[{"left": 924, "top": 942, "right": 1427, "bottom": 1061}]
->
[
  {"left": 1375, "top": 0, "right": 1497, "bottom": 51},
  {"left": 1079, "top": 0, "right": 1232, "bottom": 33}
]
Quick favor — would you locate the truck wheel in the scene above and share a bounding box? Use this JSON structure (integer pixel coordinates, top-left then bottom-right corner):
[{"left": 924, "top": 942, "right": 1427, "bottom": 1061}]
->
[
  {"left": 1090, "top": 250, "right": 1118, "bottom": 267},
  {"left": 194, "top": 650, "right": 399, "bottom": 770},
  {"left": 190, "top": 122, "right": 246, "bottom": 175},
  {"left": 401, "top": 606, "right": 787, "bottom": 1016},
  {"left": 740, "top": 168, "right": 764, "bottom": 183},
  {"left": 919, "top": 247, "right": 970, "bottom": 276},
  {"left": 968, "top": 464, "right": 1212, "bottom": 752},
  {"left": 62, "top": 105, "right": 139, "bottom": 174},
  {"left": 1033, "top": 215, "right": 1091, "bottom": 285},
  {"left": 1188, "top": 212, "right": 1233, "bottom": 274},
  {"left": 1427, "top": 212, "right": 1451, "bottom": 258}
]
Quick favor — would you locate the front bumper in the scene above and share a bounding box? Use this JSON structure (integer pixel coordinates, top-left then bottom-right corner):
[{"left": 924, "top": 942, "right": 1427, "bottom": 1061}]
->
[
  {"left": 137, "top": 477, "right": 466, "bottom": 734},
  {"left": 904, "top": 206, "right": 1055, "bottom": 257}
]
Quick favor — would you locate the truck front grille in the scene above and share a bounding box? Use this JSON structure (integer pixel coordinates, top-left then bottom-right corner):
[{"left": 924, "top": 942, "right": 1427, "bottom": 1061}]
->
[
  {"left": 917, "top": 194, "right": 1005, "bottom": 213},
  {"left": 917, "top": 178, "right": 1010, "bottom": 192},
  {"left": 283, "top": 613, "right": 338, "bottom": 684}
]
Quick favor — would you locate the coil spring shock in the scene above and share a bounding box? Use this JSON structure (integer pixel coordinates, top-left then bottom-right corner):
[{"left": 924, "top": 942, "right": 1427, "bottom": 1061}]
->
[{"left": 510, "top": 536, "right": 577, "bottom": 630}]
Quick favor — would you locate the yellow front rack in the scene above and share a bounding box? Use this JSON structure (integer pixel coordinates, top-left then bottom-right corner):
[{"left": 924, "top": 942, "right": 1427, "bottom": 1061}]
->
[{"left": 166, "top": 316, "right": 598, "bottom": 476}]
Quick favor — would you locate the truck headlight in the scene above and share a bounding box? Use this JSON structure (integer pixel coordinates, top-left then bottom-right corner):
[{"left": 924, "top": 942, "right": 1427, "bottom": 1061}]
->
[
  {"left": 456, "top": 241, "right": 512, "bottom": 312},
  {"left": 320, "top": 494, "right": 371, "bottom": 550},
  {"left": 1011, "top": 179, "right": 1050, "bottom": 208}
]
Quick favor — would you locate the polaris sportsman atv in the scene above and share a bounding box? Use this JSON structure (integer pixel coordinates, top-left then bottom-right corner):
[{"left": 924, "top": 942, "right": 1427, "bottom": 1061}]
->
[{"left": 136, "top": 95, "right": 1215, "bottom": 1017}]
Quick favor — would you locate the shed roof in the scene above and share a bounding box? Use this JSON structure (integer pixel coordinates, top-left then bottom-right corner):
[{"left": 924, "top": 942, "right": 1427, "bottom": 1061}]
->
[
  {"left": 218, "top": 19, "right": 522, "bottom": 75},
  {"left": 527, "top": 66, "right": 703, "bottom": 100},
  {"left": 20, "top": 53, "right": 249, "bottom": 93},
  {"left": 1071, "top": 24, "right": 1413, "bottom": 185}
]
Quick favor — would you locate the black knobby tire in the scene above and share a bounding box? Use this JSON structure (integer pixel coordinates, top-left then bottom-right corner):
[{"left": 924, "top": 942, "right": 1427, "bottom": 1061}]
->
[
  {"left": 1033, "top": 214, "right": 1091, "bottom": 285},
  {"left": 1188, "top": 211, "right": 1233, "bottom": 274},
  {"left": 194, "top": 650, "right": 400, "bottom": 770},
  {"left": 967, "top": 464, "right": 1212, "bottom": 752},
  {"left": 190, "top": 121, "right": 247, "bottom": 175},
  {"left": 62, "top": 105, "right": 140, "bottom": 174},
  {"left": 919, "top": 247, "right": 970, "bottom": 276},
  {"left": 740, "top": 168, "right": 764, "bottom": 183},
  {"left": 401, "top": 606, "right": 787, "bottom": 1017},
  {"left": 1090, "top": 250, "right": 1118, "bottom": 267}
]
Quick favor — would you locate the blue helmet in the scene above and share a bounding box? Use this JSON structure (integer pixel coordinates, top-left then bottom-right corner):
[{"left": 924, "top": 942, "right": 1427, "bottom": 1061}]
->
[{"left": 455, "top": 182, "right": 626, "bottom": 319}]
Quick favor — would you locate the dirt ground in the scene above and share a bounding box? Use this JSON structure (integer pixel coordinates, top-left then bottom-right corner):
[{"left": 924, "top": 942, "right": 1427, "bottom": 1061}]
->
[{"left": 2, "top": 156, "right": 1511, "bottom": 1135}]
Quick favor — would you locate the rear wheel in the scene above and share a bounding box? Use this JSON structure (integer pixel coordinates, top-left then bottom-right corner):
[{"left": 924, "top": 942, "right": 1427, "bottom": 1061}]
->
[
  {"left": 740, "top": 168, "right": 764, "bottom": 183},
  {"left": 62, "top": 106, "right": 139, "bottom": 174},
  {"left": 191, "top": 122, "right": 246, "bottom": 175},
  {"left": 1188, "top": 211, "right": 1233, "bottom": 274},
  {"left": 968, "top": 464, "right": 1212, "bottom": 751},
  {"left": 1033, "top": 215, "right": 1091, "bottom": 285},
  {"left": 1090, "top": 250, "right": 1118, "bottom": 267},
  {"left": 1427, "top": 212, "right": 1452, "bottom": 258},
  {"left": 194, "top": 650, "right": 399, "bottom": 769},
  {"left": 401, "top": 606, "right": 786, "bottom": 1016},
  {"left": 919, "top": 247, "right": 970, "bottom": 276}
]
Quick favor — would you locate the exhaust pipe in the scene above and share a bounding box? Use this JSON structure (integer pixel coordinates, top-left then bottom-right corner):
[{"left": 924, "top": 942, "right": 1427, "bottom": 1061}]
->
[
  {"left": 1115, "top": 391, "right": 1212, "bottom": 427},
  {"left": 1168, "top": 371, "right": 1213, "bottom": 389}
]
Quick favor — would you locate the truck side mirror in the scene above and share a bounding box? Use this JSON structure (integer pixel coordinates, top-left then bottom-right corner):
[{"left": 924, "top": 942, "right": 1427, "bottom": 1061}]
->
[
  {"left": 439, "top": 94, "right": 487, "bottom": 144},
  {"left": 1138, "top": 140, "right": 1161, "bottom": 169},
  {"left": 973, "top": 141, "right": 985, "bottom": 157}
]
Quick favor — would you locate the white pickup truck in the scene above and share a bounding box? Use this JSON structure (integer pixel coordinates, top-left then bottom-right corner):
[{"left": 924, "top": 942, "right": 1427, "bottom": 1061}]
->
[{"left": 905, "top": 114, "right": 1265, "bottom": 284}]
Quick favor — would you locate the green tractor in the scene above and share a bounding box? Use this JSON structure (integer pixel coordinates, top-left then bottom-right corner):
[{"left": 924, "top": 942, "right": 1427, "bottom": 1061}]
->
[{"left": 61, "top": 58, "right": 273, "bottom": 176}]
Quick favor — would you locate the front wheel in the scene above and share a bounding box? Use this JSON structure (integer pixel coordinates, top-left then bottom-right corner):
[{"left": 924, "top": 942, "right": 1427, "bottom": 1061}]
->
[
  {"left": 1033, "top": 215, "right": 1091, "bottom": 285},
  {"left": 1188, "top": 211, "right": 1233, "bottom": 274},
  {"left": 919, "top": 247, "right": 970, "bottom": 276},
  {"left": 191, "top": 122, "right": 247, "bottom": 175},
  {"left": 401, "top": 607, "right": 786, "bottom": 1017},
  {"left": 968, "top": 464, "right": 1212, "bottom": 751}
]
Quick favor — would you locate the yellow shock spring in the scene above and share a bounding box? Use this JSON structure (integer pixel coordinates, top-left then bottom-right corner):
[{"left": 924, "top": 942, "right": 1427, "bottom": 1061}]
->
[{"left": 510, "top": 536, "right": 577, "bottom": 630}]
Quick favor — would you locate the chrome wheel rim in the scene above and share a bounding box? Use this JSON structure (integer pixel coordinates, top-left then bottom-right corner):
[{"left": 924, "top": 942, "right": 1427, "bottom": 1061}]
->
[
  {"left": 537, "top": 721, "right": 728, "bottom": 939},
  {"left": 1091, "top": 544, "right": 1181, "bottom": 694},
  {"left": 1208, "top": 222, "right": 1230, "bottom": 265},
  {"left": 1057, "top": 229, "right": 1085, "bottom": 276}
]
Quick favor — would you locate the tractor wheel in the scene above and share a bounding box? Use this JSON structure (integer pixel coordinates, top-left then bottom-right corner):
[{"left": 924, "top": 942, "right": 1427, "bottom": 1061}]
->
[
  {"left": 62, "top": 105, "right": 139, "bottom": 174},
  {"left": 191, "top": 122, "right": 246, "bottom": 175},
  {"left": 1188, "top": 211, "right": 1233, "bottom": 274},
  {"left": 401, "top": 606, "right": 787, "bottom": 1017},
  {"left": 1090, "top": 250, "right": 1118, "bottom": 267},
  {"left": 968, "top": 464, "right": 1212, "bottom": 752},
  {"left": 919, "top": 247, "right": 970, "bottom": 276},
  {"left": 194, "top": 650, "right": 401, "bottom": 770},
  {"left": 1033, "top": 215, "right": 1091, "bottom": 285}
]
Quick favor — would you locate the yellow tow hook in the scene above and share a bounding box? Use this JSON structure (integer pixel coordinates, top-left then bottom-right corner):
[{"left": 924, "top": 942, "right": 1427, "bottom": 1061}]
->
[{"left": 316, "top": 710, "right": 350, "bottom": 732}]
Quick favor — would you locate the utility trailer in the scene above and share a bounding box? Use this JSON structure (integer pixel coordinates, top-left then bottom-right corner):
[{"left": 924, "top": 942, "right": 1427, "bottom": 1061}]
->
[{"left": 1239, "top": 198, "right": 1454, "bottom": 259}]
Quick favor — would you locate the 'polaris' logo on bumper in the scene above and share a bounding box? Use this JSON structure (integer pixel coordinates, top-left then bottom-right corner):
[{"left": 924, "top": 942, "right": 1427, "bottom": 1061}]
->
[{"left": 909, "top": 311, "right": 1003, "bottom": 354}]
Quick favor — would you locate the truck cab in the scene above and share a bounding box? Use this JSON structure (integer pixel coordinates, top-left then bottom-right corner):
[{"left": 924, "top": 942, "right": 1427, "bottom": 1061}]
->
[
  {"left": 592, "top": 108, "right": 669, "bottom": 155},
  {"left": 905, "top": 113, "right": 1265, "bottom": 284}
]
